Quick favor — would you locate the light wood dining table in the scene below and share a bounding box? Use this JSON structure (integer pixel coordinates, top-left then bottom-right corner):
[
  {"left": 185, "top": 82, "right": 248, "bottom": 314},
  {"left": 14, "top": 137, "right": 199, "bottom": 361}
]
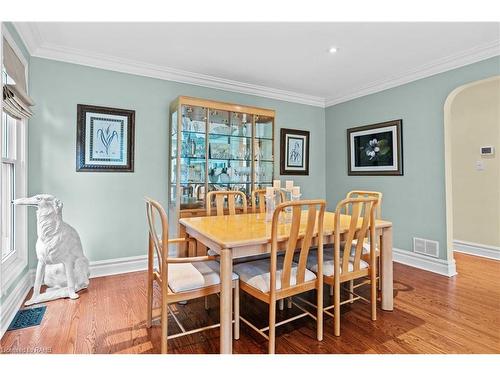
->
[{"left": 179, "top": 211, "right": 393, "bottom": 354}]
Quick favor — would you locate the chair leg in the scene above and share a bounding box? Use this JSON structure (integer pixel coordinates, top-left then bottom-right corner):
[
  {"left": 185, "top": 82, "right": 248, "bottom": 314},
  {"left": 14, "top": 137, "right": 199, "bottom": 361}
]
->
[
  {"left": 147, "top": 279, "right": 153, "bottom": 328},
  {"left": 378, "top": 256, "right": 382, "bottom": 291},
  {"left": 161, "top": 299, "right": 169, "bottom": 354},
  {"left": 334, "top": 281, "right": 340, "bottom": 337},
  {"left": 349, "top": 280, "right": 354, "bottom": 304},
  {"left": 371, "top": 270, "right": 377, "bottom": 321},
  {"left": 287, "top": 297, "right": 292, "bottom": 309},
  {"left": 278, "top": 299, "right": 284, "bottom": 311},
  {"left": 317, "top": 283, "right": 323, "bottom": 341},
  {"left": 147, "top": 241, "right": 154, "bottom": 329},
  {"left": 234, "top": 282, "right": 240, "bottom": 340},
  {"left": 204, "top": 296, "right": 209, "bottom": 310},
  {"left": 268, "top": 299, "right": 276, "bottom": 354},
  {"left": 329, "top": 284, "right": 333, "bottom": 296}
]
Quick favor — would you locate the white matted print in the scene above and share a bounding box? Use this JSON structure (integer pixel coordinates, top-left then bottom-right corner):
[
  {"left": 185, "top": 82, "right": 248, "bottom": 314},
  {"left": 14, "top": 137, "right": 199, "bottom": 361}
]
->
[
  {"left": 286, "top": 134, "right": 306, "bottom": 169},
  {"left": 84, "top": 112, "right": 128, "bottom": 166}
]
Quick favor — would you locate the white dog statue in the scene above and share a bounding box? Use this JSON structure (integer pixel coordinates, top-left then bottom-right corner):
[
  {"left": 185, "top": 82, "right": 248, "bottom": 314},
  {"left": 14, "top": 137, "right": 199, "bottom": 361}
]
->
[{"left": 13, "top": 194, "right": 90, "bottom": 306}]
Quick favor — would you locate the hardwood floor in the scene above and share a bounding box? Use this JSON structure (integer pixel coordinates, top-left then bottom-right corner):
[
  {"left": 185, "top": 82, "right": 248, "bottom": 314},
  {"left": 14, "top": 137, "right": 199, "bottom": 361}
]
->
[{"left": 1, "top": 252, "right": 499, "bottom": 354}]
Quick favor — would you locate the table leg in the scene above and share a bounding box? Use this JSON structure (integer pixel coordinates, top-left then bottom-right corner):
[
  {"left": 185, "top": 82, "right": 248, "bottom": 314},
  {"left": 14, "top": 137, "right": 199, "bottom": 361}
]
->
[
  {"left": 179, "top": 224, "right": 187, "bottom": 257},
  {"left": 380, "top": 226, "right": 393, "bottom": 311},
  {"left": 220, "top": 248, "right": 233, "bottom": 354}
]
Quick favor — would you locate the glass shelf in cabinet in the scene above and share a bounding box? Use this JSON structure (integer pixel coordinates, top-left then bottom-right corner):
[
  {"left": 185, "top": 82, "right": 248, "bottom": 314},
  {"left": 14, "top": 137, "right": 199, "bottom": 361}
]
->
[
  {"left": 208, "top": 157, "right": 251, "bottom": 162},
  {"left": 207, "top": 181, "right": 253, "bottom": 184},
  {"left": 181, "top": 130, "right": 206, "bottom": 136},
  {"left": 208, "top": 133, "right": 252, "bottom": 139}
]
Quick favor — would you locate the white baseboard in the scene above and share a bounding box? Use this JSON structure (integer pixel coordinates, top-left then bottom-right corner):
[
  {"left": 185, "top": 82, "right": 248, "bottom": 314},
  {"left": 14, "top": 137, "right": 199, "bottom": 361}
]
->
[
  {"left": 453, "top": 240, "right": 500, "bottom": 260},
  {"left": 0, "top": 269, "right": 35, "bottom": 339},
  {"left": 0, "top": 255, "right": 148, "bottom": 340},
  {"left": 89, "top": 254, "right": 148, "bottom": 278},
  {"left": 393, "top": 248, "right": 457, "bottom": 277},
  {"left": 0, "top": 245, "right": 462, "bottom": 339}
]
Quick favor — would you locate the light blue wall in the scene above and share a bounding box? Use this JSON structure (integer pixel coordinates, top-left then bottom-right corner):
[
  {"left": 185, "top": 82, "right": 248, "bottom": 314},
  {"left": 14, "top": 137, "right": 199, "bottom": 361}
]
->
[
  {"left": 27, "top": 57, "right": 326, "bottom": 265},
  {"left": 5, "top": 23, "right": 500, "bottom": 270},
  {"left": 325, "top": 56, "right": 500, "bottom": 260}
]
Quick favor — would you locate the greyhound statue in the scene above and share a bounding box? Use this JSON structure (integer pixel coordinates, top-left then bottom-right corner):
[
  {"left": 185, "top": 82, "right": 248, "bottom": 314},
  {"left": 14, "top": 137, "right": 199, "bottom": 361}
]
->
[{"left": 13, "top": 194, "right": 90, "bottom": 306}]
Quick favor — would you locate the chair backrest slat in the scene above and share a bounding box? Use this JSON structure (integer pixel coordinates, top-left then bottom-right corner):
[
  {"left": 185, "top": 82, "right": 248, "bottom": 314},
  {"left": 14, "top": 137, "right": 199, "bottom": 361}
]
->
[
  {"left": 280, "top": 205, "right": 302, "bottom": 289},
  {"left": 270, "top": 200, "right": 326, "bottom": 292},
  {"left": 206, "top": 190, "right": 248, "bottom": 216},
  {"left": 251, "top": 189, "right": 287, "bottom": 213},
  {"left": 335, "top": 197, "right": 377, "bottom": 276},
  {"left": 145, "top": 197, "right": 169, "bottom": 276},
  {"left": 296, "top": 204, "right": 318, "bottom": 284},
  {"left": 346, "top": 190, "right": 382, "bottom": 219}
]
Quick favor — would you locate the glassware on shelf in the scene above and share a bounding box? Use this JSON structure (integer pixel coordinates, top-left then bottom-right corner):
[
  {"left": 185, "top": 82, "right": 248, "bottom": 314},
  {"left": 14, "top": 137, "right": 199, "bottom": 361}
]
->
[
  {"left": 255, "top": 115, "right": 273, "bottom": 139},
  {"left": 171, "top": 97, "right": 275, "bottom": 229},
  {"left": 265, "top": 187, "right": 281, "bottom": 222}
]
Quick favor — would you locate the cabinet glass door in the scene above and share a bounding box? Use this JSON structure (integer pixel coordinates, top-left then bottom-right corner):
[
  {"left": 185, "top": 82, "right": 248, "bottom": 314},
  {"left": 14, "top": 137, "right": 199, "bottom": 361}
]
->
[
  {"left": 170, "top": 109, "right": 178, "bottom": 204},
  {"left": 179, "top": 105, "right": 207, "bottom": 209},
  {"left": 254, "top": 115, "right": 274, "bottom": 189},
  {"left": 208, "top": 110, "right": 253, "bottom": 197}
]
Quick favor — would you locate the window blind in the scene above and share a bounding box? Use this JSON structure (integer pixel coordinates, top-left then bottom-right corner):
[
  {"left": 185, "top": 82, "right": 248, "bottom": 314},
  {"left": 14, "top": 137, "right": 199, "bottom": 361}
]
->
[{"left": 2, "top": 37, "right": 34, "bottom": 119}]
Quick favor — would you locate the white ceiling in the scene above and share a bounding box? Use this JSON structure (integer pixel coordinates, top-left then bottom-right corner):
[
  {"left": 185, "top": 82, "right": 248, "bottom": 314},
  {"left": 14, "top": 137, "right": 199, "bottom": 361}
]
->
[{"left": 13, "top": 22, "right": 500, "bottom": 107}]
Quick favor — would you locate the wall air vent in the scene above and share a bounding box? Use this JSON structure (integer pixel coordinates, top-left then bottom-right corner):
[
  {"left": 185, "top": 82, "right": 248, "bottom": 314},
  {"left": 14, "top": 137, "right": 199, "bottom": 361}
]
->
[{"left": 413, "top": 237, "right": 439, "bottom": 258}]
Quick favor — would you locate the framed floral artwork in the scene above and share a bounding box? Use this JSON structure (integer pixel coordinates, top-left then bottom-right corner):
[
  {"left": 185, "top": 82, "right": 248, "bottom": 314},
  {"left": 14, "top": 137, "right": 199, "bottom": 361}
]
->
[
  {"left": 76, "top": 104, "right": 135, "bottom": 172},
  {"left": 347, "top": 119, "right": 403, "bottom": 176}
]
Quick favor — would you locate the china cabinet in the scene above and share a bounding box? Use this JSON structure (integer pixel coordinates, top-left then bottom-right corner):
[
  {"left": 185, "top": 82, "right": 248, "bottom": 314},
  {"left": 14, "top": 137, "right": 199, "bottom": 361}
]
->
[{"left": 169, "top": 96, "right": 275, "bottom": 235}]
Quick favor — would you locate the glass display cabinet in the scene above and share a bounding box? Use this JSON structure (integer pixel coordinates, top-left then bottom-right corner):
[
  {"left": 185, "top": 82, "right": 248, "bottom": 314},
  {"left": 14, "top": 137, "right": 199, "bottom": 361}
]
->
[{"left": 169, "top": 96, "right": 275, "bottom": 235}]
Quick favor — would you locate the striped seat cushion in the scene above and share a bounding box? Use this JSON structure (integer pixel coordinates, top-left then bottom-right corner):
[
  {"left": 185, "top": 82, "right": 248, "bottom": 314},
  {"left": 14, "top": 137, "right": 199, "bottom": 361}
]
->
[
  {"left": 299, "top": 249, "right": 369, "bottom": 277},
  {"left": 168, "top": 261, "right": 238, "bottom": 293},
  {"left": 233, "top": 257, "right": 316, "bottom": 293}
]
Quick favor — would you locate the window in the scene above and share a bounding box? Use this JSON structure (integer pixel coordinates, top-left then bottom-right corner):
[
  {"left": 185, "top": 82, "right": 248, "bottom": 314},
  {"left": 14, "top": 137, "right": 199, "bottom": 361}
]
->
[
  {"left": 1, "top": 110, "right": 18, "bottom": 260},
  {"left": 1, "top": 29, "right": 29, "bottom": 290}
]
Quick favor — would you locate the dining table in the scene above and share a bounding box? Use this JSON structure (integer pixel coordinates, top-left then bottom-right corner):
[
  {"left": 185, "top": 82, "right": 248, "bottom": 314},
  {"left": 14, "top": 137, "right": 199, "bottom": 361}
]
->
[{"left": 179, "top": 211, "right": 393, "bottom": 354}]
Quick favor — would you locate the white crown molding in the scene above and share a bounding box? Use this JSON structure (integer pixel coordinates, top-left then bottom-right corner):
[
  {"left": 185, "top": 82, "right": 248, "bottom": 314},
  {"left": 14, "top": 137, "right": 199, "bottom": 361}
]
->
[
  {"left": 13, "top": 23, "right": 325, "bottom": 108},
  {"left": 325, "top": 40, "right": 500, "bottom": 107},
  {"left": 453, "top": 239, "right": 500, "bottom": 260},
  {"left": 11, "top": 22, "right": 42, "bottom": 56},
  {"left": 12, "top": 22, "right": 500, "bottom": 109},
  {"left": 393, "top": 248, "right": 457, "bottom": 277}
]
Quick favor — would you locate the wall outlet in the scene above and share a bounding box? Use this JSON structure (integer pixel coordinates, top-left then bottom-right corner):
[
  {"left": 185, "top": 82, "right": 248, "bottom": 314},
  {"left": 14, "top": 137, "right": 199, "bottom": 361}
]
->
[{"left": 475, "top": 160, "right": 485, "bottom": 171}]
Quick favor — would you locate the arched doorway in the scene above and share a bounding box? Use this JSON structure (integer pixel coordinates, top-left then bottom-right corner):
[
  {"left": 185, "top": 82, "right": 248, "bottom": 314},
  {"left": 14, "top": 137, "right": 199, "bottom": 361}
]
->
[{"left": 444, "top": 76, "right": 500, "bottom": 263}]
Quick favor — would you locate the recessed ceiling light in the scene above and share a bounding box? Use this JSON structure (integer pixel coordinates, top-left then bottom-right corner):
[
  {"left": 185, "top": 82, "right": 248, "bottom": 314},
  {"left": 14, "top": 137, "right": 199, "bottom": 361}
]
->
[{"left": 328, "top": 47, "right": 338, "bottom": 54}]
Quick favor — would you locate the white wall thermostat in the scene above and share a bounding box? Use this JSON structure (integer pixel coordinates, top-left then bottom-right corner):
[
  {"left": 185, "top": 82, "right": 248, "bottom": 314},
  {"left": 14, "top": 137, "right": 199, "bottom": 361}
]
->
[{"left": 480, "top": 146, "right": 495, "bottom": 156}]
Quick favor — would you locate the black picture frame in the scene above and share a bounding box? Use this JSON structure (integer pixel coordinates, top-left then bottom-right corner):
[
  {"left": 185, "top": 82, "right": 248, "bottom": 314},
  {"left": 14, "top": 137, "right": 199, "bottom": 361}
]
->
[
  {"left": 280, "top": 128, "right": 310, "bottom": 175},
  {"left": 347, "top": 119, "right": 403, "bottom": 176},
  {"left": 76, "top": 104, "right": 135, "bottom": 172}
]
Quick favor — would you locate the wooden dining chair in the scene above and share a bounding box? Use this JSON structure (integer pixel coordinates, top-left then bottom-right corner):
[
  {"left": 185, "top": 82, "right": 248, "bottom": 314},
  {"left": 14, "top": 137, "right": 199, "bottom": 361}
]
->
[
  {"left": 322, "top": 197, "right": 378, "bottom": 336},
  {"left": 206, "top": 190, "right": 248, "bottom": 216},
  {"left": 145, "top": 197, "right": 240, "bottom": 353},
  {"left": 345, "top": 191, "right": 382, "bottom": 293},
  {"left": 250, "top": 188, "right": 287, "bottom": 213},
  {"left": 234, "top": 200, "right": 326, "bottom": 354},
  {"left": 346, "top": 191, "right": 382, "bottom": 219}
]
